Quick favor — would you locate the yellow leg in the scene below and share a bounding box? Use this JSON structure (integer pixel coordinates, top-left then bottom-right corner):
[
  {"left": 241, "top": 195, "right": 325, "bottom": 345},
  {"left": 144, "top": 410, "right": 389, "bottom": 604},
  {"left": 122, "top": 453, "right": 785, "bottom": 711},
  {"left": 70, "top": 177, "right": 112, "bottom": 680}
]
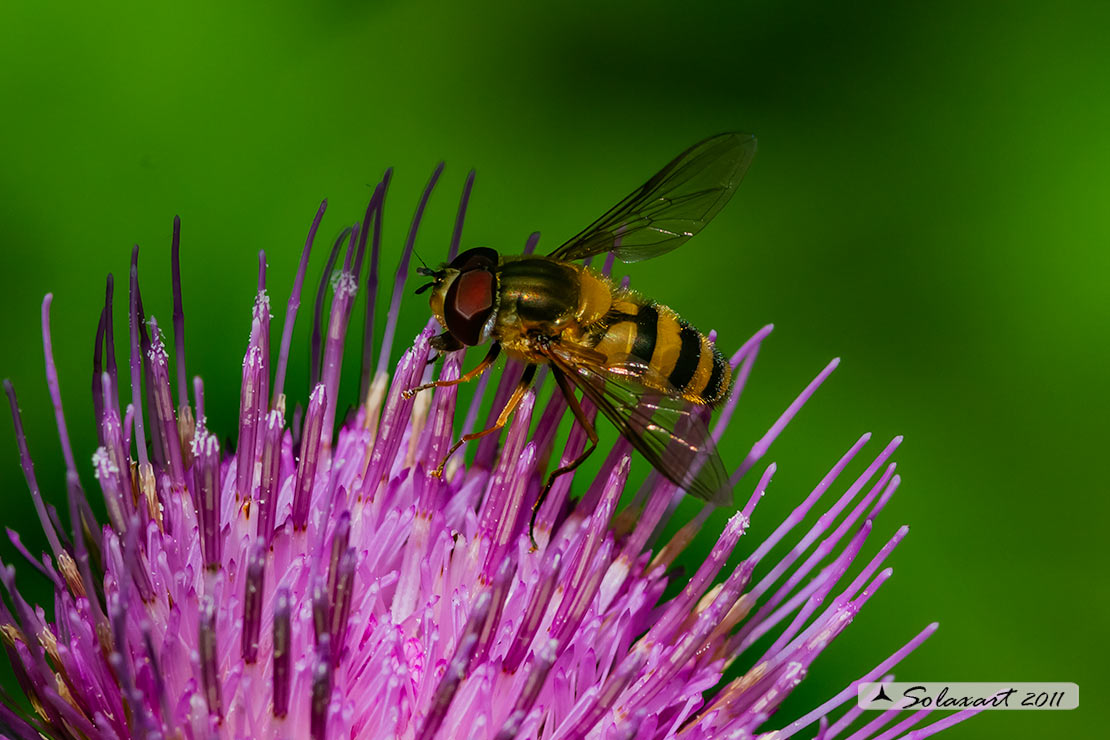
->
[
  {"left": 432, "top": 363, "right": 537, "bottom": 477},
  {"left": 402, "top": 342, "right": 501, "bottom": 400},
  {"left": 529, "top": 367, "right": 599, "bottom": 540}
]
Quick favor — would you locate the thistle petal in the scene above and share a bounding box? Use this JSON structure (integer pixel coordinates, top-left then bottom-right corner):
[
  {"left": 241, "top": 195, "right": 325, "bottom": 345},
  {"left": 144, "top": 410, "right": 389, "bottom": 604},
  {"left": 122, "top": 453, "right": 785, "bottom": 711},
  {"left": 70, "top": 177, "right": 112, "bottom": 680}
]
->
[{"left": 0, "top": 167, "right": 985, "bottom": 740}]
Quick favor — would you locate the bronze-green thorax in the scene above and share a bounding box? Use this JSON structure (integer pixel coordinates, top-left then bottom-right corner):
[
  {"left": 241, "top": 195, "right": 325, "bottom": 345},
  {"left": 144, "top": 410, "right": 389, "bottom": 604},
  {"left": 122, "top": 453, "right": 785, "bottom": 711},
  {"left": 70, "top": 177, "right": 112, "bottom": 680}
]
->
[{"left": 491, "top": 256, "right": 730, "bottom": 406}]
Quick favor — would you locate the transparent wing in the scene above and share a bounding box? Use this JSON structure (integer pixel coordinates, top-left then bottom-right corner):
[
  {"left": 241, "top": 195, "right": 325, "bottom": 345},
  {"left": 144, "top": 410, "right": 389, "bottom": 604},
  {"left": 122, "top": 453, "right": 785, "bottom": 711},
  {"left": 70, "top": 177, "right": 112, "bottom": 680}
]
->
[
  {"left": 548, "top": 132, "right": 756, "bottom": 263},
  {"left": 542, "top": 343, "right": 733, "bottom": 507}
]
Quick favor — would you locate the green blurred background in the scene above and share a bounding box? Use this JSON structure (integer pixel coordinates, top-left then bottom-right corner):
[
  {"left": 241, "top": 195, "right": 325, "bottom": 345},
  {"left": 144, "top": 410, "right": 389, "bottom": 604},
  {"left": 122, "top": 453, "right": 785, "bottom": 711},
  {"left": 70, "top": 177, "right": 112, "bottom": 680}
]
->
[{"left": 1, "top": 1, "right": 1105, "bottom": 737}]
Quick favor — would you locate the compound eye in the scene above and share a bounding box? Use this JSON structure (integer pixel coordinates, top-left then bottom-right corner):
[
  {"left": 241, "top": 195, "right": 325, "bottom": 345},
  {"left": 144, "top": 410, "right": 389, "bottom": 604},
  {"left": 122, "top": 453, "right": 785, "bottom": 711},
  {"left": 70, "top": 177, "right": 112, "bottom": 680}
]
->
[
  {"left": 444, "top": 268, "right": 496, "bottom": 345},
  {"left": 449, "top": 247, "right": 499, "bottom": 272}
]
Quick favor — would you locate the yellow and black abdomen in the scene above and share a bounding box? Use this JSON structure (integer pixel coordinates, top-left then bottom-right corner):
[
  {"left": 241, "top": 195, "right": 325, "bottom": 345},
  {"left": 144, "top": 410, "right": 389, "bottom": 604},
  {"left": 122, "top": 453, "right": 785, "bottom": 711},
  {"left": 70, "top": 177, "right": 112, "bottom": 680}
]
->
[{"left": 592, "top": 295, "right": 731, "bottom": 407}]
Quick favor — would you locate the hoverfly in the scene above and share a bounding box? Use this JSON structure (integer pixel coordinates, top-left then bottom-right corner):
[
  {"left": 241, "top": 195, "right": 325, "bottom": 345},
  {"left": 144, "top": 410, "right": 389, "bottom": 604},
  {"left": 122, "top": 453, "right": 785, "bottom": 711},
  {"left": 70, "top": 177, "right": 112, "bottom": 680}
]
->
[{"left": 407, "top": 132, "right": 756, "bottom": 508}]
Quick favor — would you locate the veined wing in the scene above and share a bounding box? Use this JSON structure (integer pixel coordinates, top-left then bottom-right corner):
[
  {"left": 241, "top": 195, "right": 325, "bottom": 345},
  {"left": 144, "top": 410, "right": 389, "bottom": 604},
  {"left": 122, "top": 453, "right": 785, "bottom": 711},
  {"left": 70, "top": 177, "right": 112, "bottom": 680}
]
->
[
  {"left": 548, "top": 132, "right": 756, "bottom": 264},
  {"left": 541, "top": 342, "right": 732, "bottom": 507}
]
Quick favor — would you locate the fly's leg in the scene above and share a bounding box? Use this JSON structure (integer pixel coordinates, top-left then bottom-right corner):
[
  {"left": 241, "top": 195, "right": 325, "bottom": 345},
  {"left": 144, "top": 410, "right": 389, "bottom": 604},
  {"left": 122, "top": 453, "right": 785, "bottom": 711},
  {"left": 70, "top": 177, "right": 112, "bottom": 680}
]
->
[
  {"left": 529, "top": 366, "right": 599, "bottom": 541},
  {"left": 403, "top": 342, "right": 501, "bottom": 399},
  {"left": 431, "top": 363, "right": 537, "bottom": 478}
]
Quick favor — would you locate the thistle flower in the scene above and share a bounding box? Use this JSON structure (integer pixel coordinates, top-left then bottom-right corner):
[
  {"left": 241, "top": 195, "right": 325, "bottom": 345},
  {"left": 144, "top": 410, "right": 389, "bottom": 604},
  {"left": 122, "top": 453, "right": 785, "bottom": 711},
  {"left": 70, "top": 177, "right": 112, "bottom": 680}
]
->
[{"left": 0, "top": 166, "right": 986, "bottom": 740}]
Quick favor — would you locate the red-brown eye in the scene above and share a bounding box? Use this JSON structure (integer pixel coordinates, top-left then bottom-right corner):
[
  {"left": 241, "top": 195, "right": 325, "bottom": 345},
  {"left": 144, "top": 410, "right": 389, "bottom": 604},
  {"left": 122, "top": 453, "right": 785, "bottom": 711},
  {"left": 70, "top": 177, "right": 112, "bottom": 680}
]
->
[
  {"left": 449, "top": 247, "right": 498, "bottom": 272},
  {"left": 444, "top": 268, "right": 496, "bottom": 345}
]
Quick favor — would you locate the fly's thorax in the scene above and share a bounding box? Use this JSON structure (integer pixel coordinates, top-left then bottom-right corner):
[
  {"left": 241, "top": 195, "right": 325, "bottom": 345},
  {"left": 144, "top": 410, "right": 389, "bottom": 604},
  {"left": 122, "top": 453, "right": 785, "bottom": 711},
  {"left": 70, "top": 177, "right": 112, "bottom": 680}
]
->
[
  {"left": 495, "top": 257, "right": 581, "bottom": 335},
  {"left": 593, "top": 295, "right": 732, "bottom": 406}
]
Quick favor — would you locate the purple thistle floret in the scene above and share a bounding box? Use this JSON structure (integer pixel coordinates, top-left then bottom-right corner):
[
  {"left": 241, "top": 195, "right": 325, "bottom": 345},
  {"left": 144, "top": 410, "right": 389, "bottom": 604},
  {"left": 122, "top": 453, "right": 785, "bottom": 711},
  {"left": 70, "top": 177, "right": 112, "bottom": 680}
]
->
[{"left": 0, "top": 167, "right": 987, "bottom": 740}]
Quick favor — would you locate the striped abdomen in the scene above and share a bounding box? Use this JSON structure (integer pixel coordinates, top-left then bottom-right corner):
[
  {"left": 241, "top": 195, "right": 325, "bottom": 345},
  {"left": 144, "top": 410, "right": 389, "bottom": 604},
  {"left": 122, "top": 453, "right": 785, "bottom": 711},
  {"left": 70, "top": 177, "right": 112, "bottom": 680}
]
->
[{"left": 592, "top": 296, "right": 731, "bottom": 407}]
